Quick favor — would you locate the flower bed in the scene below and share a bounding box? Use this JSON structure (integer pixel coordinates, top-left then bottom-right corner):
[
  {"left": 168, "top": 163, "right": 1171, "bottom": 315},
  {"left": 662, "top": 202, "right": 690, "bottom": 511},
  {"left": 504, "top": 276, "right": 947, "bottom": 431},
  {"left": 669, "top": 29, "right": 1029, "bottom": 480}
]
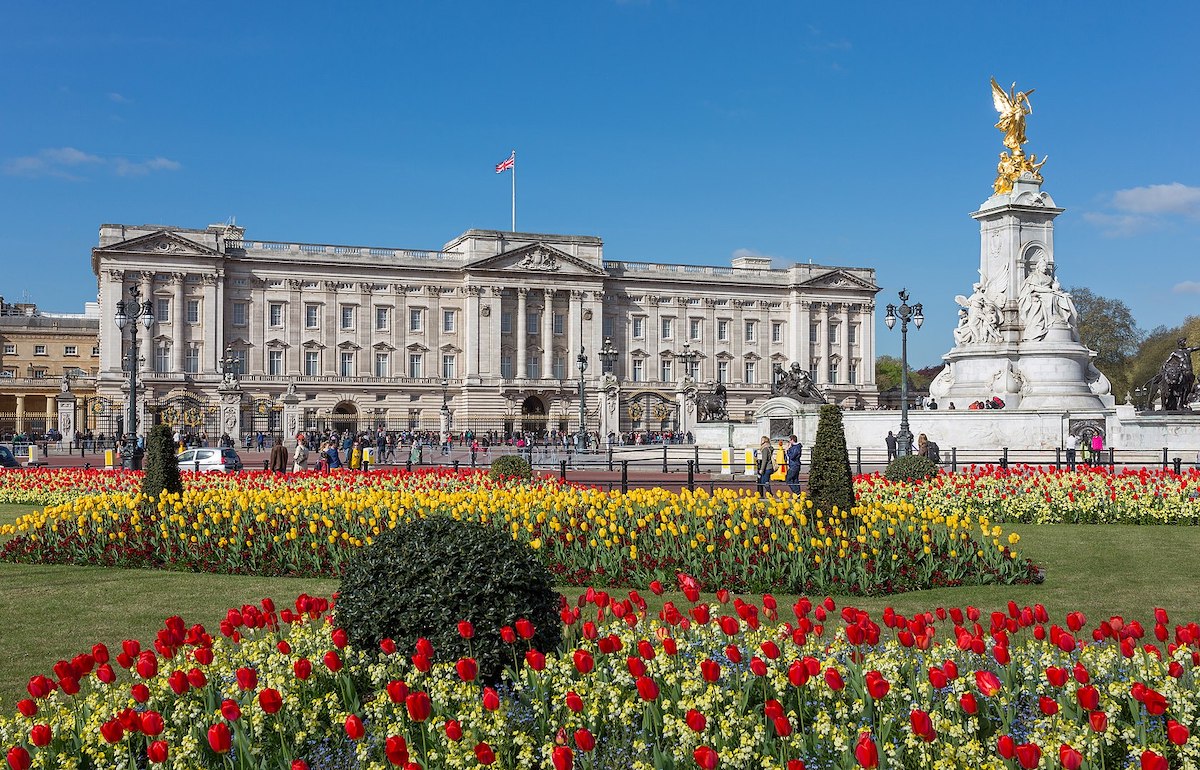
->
[
  {"left": 0, "top": 472, "right": 1033, "bottom": 595},
  {"left": 2, "top": 578, "right": 1197, "bottom": 769},
  {"left": 859, "top": 465, "right": 1200, "bottom": 526}
]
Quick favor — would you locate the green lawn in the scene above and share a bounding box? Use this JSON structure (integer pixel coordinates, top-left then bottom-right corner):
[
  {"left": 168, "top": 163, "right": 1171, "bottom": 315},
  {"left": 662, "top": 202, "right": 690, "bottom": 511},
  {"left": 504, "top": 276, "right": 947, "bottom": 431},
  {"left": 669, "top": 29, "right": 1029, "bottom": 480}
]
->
[{"left": 2, "top": 505, "right": 1200, "bottom": 707}]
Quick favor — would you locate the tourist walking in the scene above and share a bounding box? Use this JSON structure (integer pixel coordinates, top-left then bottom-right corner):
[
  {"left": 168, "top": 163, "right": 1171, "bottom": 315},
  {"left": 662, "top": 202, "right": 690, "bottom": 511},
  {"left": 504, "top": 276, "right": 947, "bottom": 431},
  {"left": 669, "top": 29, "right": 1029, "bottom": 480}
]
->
[
  {"left": 292, "top": 435, "right": 309, "bottom": 473},
  {"left": 885, "top": 431, "right": 898, "bottom": 461},
  {"left": 269, "top": 436, "right": 288, "bottom": 474},
  {"left": 1090, "top": 432, "right": 1104, "bottom": 465},
  {"left": 1064, "top": 433, "right": 1078, "bottom": 469},
  {"left": 755, "top": 436, "right": 776, "bottom": 496},
  {"left": 784, "top": 434, "right": 803, "bottom": 494}
]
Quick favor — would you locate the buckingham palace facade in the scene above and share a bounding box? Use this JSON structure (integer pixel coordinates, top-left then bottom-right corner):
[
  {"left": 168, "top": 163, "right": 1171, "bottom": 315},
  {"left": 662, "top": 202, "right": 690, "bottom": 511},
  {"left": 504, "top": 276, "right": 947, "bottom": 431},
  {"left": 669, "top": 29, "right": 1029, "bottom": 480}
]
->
[{"left": 91, "top": 223, "right": 879, "bottom": 440}]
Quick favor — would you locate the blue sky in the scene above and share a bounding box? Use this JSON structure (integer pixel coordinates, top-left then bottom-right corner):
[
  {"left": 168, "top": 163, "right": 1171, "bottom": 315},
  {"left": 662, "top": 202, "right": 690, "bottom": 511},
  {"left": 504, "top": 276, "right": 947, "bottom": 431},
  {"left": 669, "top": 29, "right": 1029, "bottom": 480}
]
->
[{"left": 2, "top": 1, "right": 1197, "bottom": 366}]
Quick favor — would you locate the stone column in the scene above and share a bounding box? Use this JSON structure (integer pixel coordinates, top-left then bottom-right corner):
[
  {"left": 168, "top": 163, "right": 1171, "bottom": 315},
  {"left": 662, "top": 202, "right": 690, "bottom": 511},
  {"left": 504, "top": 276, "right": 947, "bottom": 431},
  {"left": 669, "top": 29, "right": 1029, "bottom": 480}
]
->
[
  {"left": 789, "top": 291, "right": 802, "bottom": 365},
  {"left": 281, "top": 388, "right": 301, "bottom": 440},
  {"left": 862, "top": 302, "right": 876, "bottom": 385},
  {"left": 465, "top": 286, "right": 481, "bottom": 382},
  {"left": 542, "top": 289, "right": 554, "bottom": 380},
  {"left": 139, "top": 271, "right": 154, "bottom": 374},
  {"left": 799, "top": 300, "right": 812, "bottom": 373},
  {"left": 568, "top": 290, "right": 582, "bottom": 365},
  {"left": 598, "top": 379, "right": 620, "bottom": 440},
  {"left": 839, "top": 303, "right": 851, "bottom": 385},
  {"left": 15, "top": 394, "right": 25, "bottom": 434},
  {"left": 171, "top": 274, "right": 185, "bottom": 372},
  {"left": 203, "top": 273, "right": 220, "bottom": 372},
  {"left": 516, "top": 288, "right": 529, "bottom": 379},
  {"left": 218, "top": 385, "right": 243, "bottom": 444},
  {"left": 819, "top": 303, "right": 831, "bottom": 384},
  {"left": 58, "top": 391, "right": 77, "bottom": 446},
  {"left": 288, "top": 280, "right": 303, "bottom": 376}
]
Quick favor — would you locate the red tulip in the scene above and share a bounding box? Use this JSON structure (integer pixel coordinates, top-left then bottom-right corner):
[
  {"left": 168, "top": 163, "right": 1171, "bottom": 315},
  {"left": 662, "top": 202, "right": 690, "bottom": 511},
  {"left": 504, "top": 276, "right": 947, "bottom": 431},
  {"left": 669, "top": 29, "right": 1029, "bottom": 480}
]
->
[
  {"left": 959, "top": 692, "right": 978, "bottom": 715},
  {"left": 1167, "top": 719, "right": 1190, "bottom": 746},
  {"left": 701, "top": 659, "right": 721, "bottom": 682},
  {"left": 258, "top": 688, "right": 283, "bottom": 714},
  {"left": 515, "top": 618, "right": 535, "bottom": 639},
  {"left": 854, "top": 732, "right": 879, "bottom": 769},
  {"left": 686, "top": 708, "right": 707, "bottom": 732},
  {"left": 293, "top": 658, "right": 312, "bottom": 680},
  {"left": 345, "top": 714, "right": 365, "bottom": 740},
  {"left": 406, "top": 691, "right": 432, "bottom": 722},
  {"left": 208, "top": 722, "right": 232, "bottom": 754},
  {"left": 500, "top": 626, "right": 517, "bottom": 644},
  {"left": 29, "top": 724, "right": 51, "bottom": 747},
  {"left": 455, "top": 657, "right": 478, "bottom": 682},
  {"left": 1059, "top": 744, "right": 1083, "bottom": 770},
  {"left": 6, "top": 746, "right": 31, "bottom": 770},
  {"left": 99, "top": 719, "right": 124, "bottom": 744},
  {"left": 636, "top": 675, "right": 660, "bottom": 701},
  {"left": 1045, "top": 666, "right": 1067, "bottom": 687},
  {"left": 1141, "top": 751, "right": 1168, "bottom": 770},
  {"left": 474, "top": 742, "right": 496, "bottom": 765},
  {"left": 552, "top": 746, "right": 574, "bottom": 770},
  {"left": 1015, "top": 743, "right": 1041, "bottom": 770},
  {"left": 322, "top": 650, "right": 343, "bottom": 672},
  {"left": 147, "top": 740, "right": 169, "bottom": 763},
  {"left": 627, "top": 656, "right": 647, "bottom": 678},
  {"left": 749, "top": 657, "right": 768, "bottom": 677},
  {"left": 573, "top": 649, "right": 594, "bottom": 674},
  {"left": 187, "top": 668, "right": 207, "bottom": 688},
  {"left": 385, "top": 735, "right": 409, "bottom": 766},
  {"left": 386, "top": 680, "right": 408, "bottom": 703},
  {"left": 909, "top": 709, "right": 935, "bottom": 742},
  {"left": 649, "top": 580, "right": 664, "bottom": 595},
  {"left": 482, "top": 686, "right": 501, "bottom": 711},
  {"left": 140, "top": 711, "right": 165, "bottom": 737},
  {"left": 1039, "top": 696, "right": 1060, "bottom": 716},
  {"left": 975, "top": 670, "right": 1002, "bottom": 697},
  {"left": 1089, "top": 710, "right": 1108, "bottom": 733},
  {"left": 693, "top": 745, "right": 719, "bottom": 769},
  {"left": 379, "top": 638, "right": 397, "bottom": 655},
  {"left": 773, "top": 715, "right": 793, "bottom": 737},
  {"left": 16, "top": 700, "right": 36, "bottom": 717},
  {"left": 574, "top": 728, "right": 595, "bottom": 751},
  {"left": 330, "top": 627, "right": 348, "bottom": 648},
  {"left": 291, "top": 762, "right": 308, "bottom": 770},
  {"left": 824, "top": 667, "right": 844, "bottom": 691},
  {"left": 565, "top": 691, "right": 584, "bottom": 713},
  {"left": 136, "top": 652, "right": 158, "bottom": 680},
  {"left": 864, "top": 670, "right": 890, "bottom": 700},
  {"left": 221, "top": 699, "right": 241, "bottom": 721},
  {"left": 787, "top": 761, "right": 806, "bottom": 770},
  {"left": 444, "top": 719, "right": 463, "bottom": 741},
  {"left": 997, "top": 735, "right": 1016, "bottom": 759},
  {"left": 1076, "top": 684, "right": 1099, "bottom": 710}
]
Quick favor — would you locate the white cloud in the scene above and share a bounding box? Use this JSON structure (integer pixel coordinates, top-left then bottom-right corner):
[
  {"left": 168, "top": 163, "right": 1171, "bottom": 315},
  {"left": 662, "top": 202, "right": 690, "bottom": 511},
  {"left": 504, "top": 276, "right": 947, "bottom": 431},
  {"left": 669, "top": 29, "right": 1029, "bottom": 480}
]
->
[
  {"left": 3, "top": 147, "right": 180, "bottom": 179},
  {"left": 1172, "top": 281, "right": 1200, "bottom": 295},
  {"left": 1086, "top": 182, "right": 1200, "bottom": 237},
  {"left": 107, "top": 92, "right": 131, "bottom": 104}
]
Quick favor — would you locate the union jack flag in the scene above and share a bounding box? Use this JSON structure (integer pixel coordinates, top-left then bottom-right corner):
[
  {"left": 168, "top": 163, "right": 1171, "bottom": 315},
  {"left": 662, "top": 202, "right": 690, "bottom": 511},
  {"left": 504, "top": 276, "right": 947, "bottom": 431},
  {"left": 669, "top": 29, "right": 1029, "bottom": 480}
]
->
[{"left": 495, "top": 151, "right": 515, "bottom": 173}]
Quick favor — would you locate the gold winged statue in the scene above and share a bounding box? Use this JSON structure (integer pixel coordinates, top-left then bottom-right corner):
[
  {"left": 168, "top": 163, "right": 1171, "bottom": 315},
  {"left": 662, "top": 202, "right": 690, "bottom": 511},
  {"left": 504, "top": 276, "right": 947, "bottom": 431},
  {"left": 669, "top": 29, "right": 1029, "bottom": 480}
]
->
[{"left": 990, "top": 77, "right": 1047, "bottom": 194}]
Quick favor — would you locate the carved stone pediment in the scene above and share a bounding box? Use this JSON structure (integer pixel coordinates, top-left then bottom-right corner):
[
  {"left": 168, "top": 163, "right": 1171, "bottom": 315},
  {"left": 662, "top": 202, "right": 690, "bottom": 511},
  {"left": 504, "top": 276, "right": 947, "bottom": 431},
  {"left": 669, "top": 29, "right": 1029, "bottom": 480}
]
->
[
  {"left": 795, "top": 269, "right": 878, "bottom": 292},
  {"left": 464, "top": 242, "right": 606, "bottom": 277},
  {"left": 94, "top": 230, "right": 220, "bottom": 258}
]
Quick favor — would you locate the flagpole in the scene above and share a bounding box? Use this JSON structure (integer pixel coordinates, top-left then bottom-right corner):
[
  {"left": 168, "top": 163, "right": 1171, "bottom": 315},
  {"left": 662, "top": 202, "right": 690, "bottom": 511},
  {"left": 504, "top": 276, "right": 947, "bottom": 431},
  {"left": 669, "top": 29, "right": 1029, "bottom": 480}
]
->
[{"left": 511, "top": 149, "right": 516, "bottom": 232}]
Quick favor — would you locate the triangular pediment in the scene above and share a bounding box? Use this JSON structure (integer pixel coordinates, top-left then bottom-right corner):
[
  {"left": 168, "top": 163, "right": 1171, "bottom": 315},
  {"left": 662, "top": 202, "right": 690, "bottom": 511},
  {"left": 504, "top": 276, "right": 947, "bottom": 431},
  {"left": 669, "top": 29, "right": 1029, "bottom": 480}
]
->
[
  {"left": 464, "top": 243, "right": 606, "bottom": 276},
  {"left": 796, "top": 269, "right": 878, "bottom": 292},
  {"left": 94, "top": 230, "right": 220, "bottom": 258}
]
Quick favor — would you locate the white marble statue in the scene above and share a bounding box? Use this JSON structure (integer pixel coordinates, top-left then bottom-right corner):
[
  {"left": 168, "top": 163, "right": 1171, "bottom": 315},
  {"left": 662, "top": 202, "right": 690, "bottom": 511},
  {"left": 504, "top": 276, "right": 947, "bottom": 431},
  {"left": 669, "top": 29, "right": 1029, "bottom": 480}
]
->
[
  {"left": 1018, "top": 257, "right": 1078, "bottom": 340},
  {"left": 953, "top": 283, "right": 1002, "bottom": 345}
]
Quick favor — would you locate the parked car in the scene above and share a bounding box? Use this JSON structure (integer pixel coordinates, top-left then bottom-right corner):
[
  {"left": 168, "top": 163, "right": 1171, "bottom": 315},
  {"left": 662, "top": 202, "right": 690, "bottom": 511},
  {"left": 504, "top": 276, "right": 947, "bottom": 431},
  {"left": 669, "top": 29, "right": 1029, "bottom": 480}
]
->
[
  {"left": 177, "top": 447, "right": 243, "bottom": 472},
  {"left": 0, "top": 446, "right": 19, "bottom": 469}
]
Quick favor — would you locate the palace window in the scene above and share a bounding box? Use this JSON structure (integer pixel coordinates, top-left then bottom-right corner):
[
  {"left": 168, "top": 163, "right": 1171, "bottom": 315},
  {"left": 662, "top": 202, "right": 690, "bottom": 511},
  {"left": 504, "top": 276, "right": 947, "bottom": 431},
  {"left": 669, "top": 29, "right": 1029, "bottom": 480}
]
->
[
  {"left": 717, "top": 361, "right": 729, "bottom": 383},
  {"left": 375, "top": 352, "right": 390, "bottom": 377},
  {"left": 717, "top": 320, "right": 729, "bottom": 341},
  {"left": 64, "top": 345, "right": 78, "bottom": 356},
  {"left": 771, "top": 322, "right": 783, "bottom": 343},
  {"left": 156, "top": 299, "right": 170, "bottom": 324},
  {"left": 828, "top": 323, "right": 839, "bottom": 344},
  {"left": 809, "top": 361, "right": 819, "bottom": 382},
  {"left": 660, "top": 359, "right": 673, "bottom": 382},
  {"left": 689, "top": 318, "right": 702, "bottom": 340},
  {"left": 744, "top": 361, "right": 757, "bottom": 383},
  {"left": 527, "top": 311, "right": 540, "bottom": 335},
  {"left": 409, "top": 308, "right": 423, "bottom": 332},
  {"left": 632, "top": 359, "right": 644, "bottom": 382},
  {"left": 340, "top": 352, "right": 355, "bottom": 377},
  {"left": 661, "top": 318, "right": 673, "bottom": 340},
  {"left": 232, "top": 303, "right": 248, "bottom": 327},
  {"left": 3, "top": 343, "right": 15, "bottom": 355},
  {"left": 408, "top": 353, "right": 423, "bottom": 378},
  {"left": 849, "top": 361, "right": 858, "bottom": 384},
  {"left": 305, "top": 304, "right": 319, "bottom": 329},
  {"left": 341, "top": 305, "right": 355, "bottom": 330},
  {"left": 34, "top": 344, "right": 46, "bottom": 355},
  {"left": 442, "top": 354, "right": 456, "bottom": 379},
  {"left": 269, "top": 303, "right": 284, "bottom": 327},
  {"left": 526, "top": 358, "right": 540, "bottom": 379},
  {"left": 552, "top": 353, "right": 565, "bottom": 380},
  {"left": 154, "top": 345, "right": 170, "bottom": 373},
  {"left": 186, "top": 299, "right": 200, "bottom": 324},
  {"left": 501, "top": 312, "right": 512, "bottom": 334},
  {"left": 744, "top": 321, "right": 756, "bottom": 342},
  {"left": 849, "top": 324, "right": 858, "bottom": 344},
  {"left": 810, "top": 323, "right": 819, "bottom": 343},
  {"left": 268, "top": 350, "right": 283, "bottom": 376},
  {"left": 376, "top": 307, "right": 390, "bottom": 331},
  {"left": 184, "top": 345, "right": 200, "bottom": 374},
  {"left": 443, "top": 309, "right": 456, "bottom": 333},
  {"left": 500, "top": 354, "right": 513, "bottom": 379},
  {"left": 553, "top": 313, "right": 565, "bottom": 335},
  {"left": 304, "top": 351, "right": 319, "bottom": 376},
  {"left": 603, "top": 317, "right": 614, "bottom": 337},
  {"left": 632, "top": 317, "right": 645, "bottom": 339},
  {"left": 686, "top": 358, "right": 700, "bottom": 379},
  {"left": 828, "top": 362, "right": 839, "bottom": 384}
]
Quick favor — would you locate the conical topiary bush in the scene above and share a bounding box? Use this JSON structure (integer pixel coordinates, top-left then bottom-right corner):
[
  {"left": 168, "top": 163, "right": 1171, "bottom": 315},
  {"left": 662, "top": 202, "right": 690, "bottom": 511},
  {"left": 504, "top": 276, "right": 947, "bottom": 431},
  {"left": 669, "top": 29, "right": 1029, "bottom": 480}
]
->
[{"left": 807, "top": 403, "right": 854, "bottom": 516}]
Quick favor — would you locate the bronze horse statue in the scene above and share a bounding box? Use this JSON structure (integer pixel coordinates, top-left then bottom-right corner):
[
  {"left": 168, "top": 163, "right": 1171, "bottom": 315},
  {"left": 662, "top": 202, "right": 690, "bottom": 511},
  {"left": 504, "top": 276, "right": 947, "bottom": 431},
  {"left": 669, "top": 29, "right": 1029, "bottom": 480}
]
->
[
  {"left": 1141, "top": 339, "right": 1200, "bottom": 411},
  {"left": 695, "top": 383, "right": 729, "bottom": 422}
]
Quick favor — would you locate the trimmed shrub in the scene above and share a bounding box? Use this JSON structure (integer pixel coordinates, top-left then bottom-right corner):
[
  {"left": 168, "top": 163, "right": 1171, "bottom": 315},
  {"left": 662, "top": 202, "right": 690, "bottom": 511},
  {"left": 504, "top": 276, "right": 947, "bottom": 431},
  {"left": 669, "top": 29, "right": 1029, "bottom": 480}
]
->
[
  {"left": 335, "top": 516, "right": 562, "bottom": 683},
  {"left": 489, "top": 454, "right": 532, "bottom": 482},
  {"left": 142, "top": 423, "right": 183, "bottom": 500},
  {"left": 884, "top": 454, "right": 939, "bottom": 483},
  {"left": 807, "top": 404, "right": 854, "bottom": 515}
]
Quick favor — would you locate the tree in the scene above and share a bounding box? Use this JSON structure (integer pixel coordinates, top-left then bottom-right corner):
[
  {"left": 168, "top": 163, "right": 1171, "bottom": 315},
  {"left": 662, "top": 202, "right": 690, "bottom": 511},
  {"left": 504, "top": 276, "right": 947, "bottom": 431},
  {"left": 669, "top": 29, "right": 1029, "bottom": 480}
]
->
[
  {"left": 875, "top": 356, "right": 934, "bottom": 392},
  {"left": 807, "top": 404, "right": 855, "bottom": 517},
  {"left": 1068, "top": 286, "right": 1144, "bottom": 397},
  {"left": 142, "top": 423, "right": 183, "bottom": 500}
]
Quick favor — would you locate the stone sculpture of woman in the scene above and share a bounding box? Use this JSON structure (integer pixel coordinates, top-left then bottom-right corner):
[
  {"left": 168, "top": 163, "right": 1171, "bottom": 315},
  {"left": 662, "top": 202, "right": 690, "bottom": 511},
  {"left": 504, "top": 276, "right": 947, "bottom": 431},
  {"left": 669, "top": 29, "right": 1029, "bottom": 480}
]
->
[{"left": 1018, "top": 257, "right": 1078, "bottom": 340}]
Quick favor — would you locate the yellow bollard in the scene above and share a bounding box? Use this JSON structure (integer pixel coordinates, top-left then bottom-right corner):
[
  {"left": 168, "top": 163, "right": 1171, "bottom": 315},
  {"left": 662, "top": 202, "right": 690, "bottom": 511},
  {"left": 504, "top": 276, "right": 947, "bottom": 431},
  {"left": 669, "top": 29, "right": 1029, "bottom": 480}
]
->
[
  {"left": 721, "top": 448, "right": 732, "bottom": 475},
  {"left": 744, "top": 448, "right": 756, "bottom": 476},
  {"left": 772, "top": 443, "right": 787, "bottom": 481},
  {"left": 104, "top": 449, "right": 114, "bottom": 470},
  {"left": 27, "top": 445, "right": 37, "bottom": 464}
]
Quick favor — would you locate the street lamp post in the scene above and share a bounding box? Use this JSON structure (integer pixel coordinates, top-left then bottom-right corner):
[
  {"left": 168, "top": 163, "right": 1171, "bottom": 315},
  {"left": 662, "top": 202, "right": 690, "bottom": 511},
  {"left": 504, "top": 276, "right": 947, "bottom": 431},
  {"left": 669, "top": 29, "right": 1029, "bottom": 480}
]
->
[
  {"left": 598, "top": 337, "right": 618, "bottom": 375},
  {"left": 576, "top": 344, "right": 589, "bottom": 450},
  {"left": 884, "top": 289, "right": 923, "bottom": 456},
  {"left": 677, "top": 342, "right": 700, "bottom": 381},
  {"left": 113, "top": 285, "right": 155, "bottom": 469}
]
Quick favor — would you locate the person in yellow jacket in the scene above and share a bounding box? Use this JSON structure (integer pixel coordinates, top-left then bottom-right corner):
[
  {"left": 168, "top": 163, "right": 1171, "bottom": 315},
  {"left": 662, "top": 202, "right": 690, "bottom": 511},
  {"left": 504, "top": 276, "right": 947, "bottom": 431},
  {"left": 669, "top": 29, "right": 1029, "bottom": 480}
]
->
[{"left": 349, "top": 440, "right": 362, "bottom": 470}]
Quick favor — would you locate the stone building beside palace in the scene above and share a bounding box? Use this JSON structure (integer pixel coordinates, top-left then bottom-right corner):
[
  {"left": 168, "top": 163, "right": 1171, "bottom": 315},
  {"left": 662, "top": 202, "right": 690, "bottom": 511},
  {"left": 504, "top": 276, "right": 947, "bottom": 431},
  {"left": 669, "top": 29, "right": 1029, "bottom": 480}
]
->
[{"left": 91, "top": 223, "right": 880, "bottom": 440}]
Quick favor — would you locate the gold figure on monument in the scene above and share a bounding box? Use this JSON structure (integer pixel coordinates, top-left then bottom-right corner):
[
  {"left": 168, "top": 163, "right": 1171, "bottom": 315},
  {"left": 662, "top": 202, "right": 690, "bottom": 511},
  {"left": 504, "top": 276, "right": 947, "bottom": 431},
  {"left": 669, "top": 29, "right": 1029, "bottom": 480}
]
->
[{"left": 990, "top": 77, "right": 1047, "bottom": 194}]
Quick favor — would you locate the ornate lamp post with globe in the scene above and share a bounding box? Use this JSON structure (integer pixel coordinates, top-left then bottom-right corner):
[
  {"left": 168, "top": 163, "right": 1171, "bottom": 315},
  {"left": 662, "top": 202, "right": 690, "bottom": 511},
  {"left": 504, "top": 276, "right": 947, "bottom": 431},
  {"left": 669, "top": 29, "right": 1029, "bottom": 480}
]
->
[
  {"left": 113, "top": 286, "right": 155, "bottom": 469},
  {"left": 575, "top": 344, "right": 589, "bottom": 451},
  {"left": 884, "top": 289, "right": 923, "bottom": 457}
]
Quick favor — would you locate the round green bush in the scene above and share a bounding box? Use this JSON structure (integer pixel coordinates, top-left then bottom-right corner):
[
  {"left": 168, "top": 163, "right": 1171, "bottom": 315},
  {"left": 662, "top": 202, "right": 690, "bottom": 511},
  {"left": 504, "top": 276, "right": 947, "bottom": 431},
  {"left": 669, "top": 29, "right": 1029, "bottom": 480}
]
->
[
  {"left": 884, "top": 454, "right": 939, "bottom": 483},
  {"left": 335, "top": 516, "right": 562, "bottom": 682},
  {"left": 489, "top": 453, "right": 532, "bottom": 482}
]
